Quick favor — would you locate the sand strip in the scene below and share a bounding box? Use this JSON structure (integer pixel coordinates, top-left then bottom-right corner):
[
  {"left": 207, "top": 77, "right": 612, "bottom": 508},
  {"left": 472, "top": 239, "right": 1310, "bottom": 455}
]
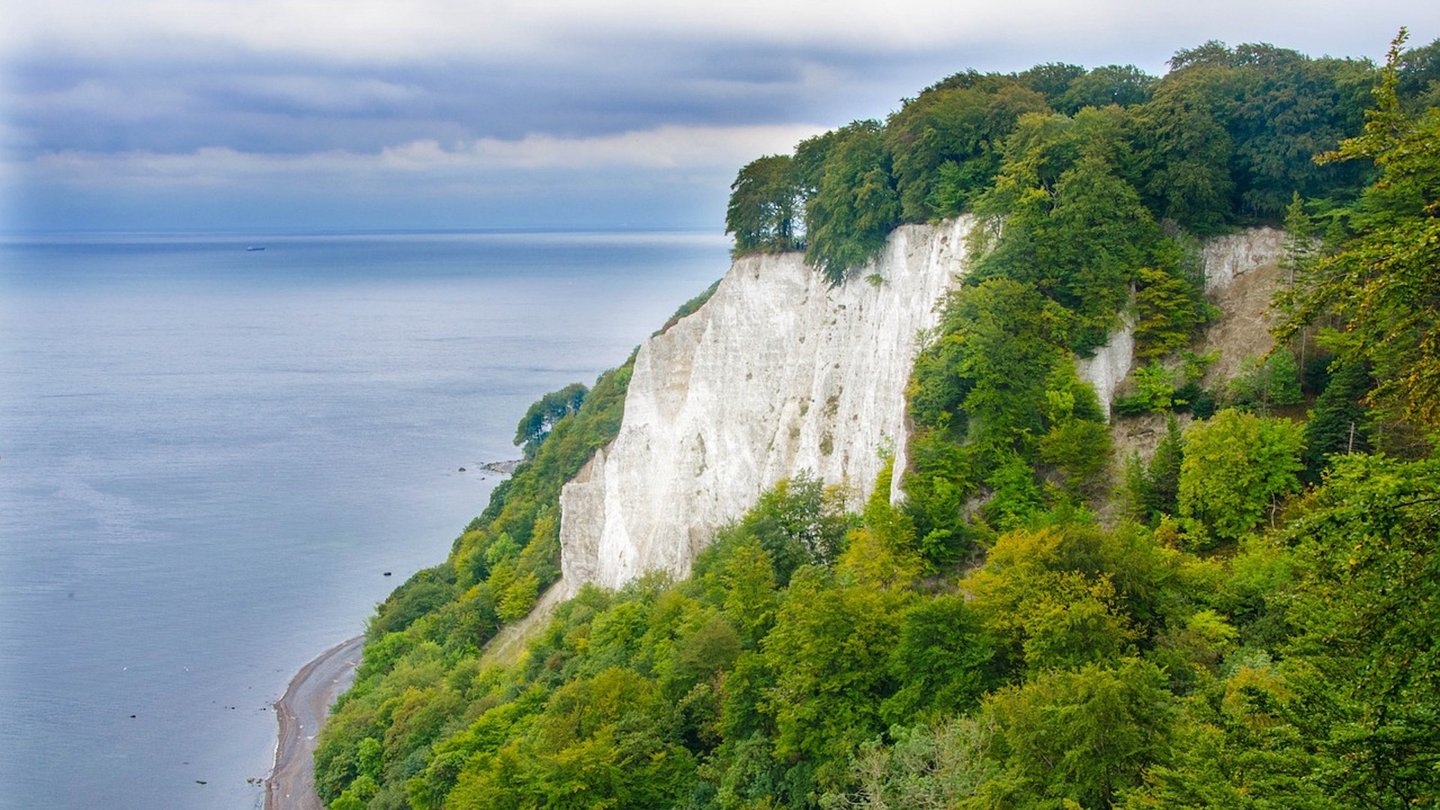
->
[{"left": 266, "top": 635, "right": 365, "bottom": 810}]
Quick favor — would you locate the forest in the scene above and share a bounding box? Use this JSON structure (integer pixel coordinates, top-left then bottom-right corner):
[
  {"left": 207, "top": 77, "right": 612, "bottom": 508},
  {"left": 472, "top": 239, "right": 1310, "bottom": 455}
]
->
[{"left": 314, "top": 32, "right": 1440, "bottom": 809}]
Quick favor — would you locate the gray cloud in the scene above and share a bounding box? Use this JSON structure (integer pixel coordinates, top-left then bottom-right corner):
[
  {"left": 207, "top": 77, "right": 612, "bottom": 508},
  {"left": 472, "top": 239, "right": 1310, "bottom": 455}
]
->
[{"left": 2, "top": 0, "right": 1435, "bottom": 231}]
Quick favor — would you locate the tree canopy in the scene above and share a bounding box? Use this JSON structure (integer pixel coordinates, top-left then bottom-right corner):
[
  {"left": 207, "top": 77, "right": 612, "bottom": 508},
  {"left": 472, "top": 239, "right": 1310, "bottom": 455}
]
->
[{"left": 318, "top": 33, "right": 1440, "bottom": 810}]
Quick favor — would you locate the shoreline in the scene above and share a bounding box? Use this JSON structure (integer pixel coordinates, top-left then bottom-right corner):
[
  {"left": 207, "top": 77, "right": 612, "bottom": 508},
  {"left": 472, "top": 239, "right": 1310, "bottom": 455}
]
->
[{"left": 266, "top": 635, "right": 365, "bottom": 810}]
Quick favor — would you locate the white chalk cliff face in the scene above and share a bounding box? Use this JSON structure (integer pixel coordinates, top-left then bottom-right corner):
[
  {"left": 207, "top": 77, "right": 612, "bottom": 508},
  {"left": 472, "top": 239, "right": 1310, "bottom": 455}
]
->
[
  {"left": 1076, "top": 226, "right": 1289, "bottom": 415},
  {"left": 1076, "top": 319, "right": 1135, "bottom": 421},
  {"left": 1201, "top": 227, "right": 1286, "bottom": 294},
  {"left": 559, "top": 217, "right": 973, "bottom": 592},
  {"left": 558, "top": 220, "right": 1289, "bottom": 594}
]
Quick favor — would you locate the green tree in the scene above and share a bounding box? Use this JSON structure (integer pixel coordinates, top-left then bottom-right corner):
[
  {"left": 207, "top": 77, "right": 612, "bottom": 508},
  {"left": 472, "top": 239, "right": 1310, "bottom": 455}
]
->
[
  {"left": 881, "top": 594, "right": 996, "bottom": 724},
  {"left": 1227, "top": 47, "right": 1373, "bottom": 218},
  {"left": 1127, "top": 661, "right": 1334, "bottom": 809},
  {"left": 1036, "top": 364, "right": 1112, "bottom": 496},
  {"left": 966, "top": 522, "right": 1177, "bottom": 673},
  {"left": 838, "top": 462, "right": 924, "bottom": 583},
  {"left": 1301, "top": 360, "right": 1372, "bottom": 479},
  {"left": 741, "top": 473, "right": 852, "bottom": 584},
  {"left": 1281, "top": 453, "right": 1440, "bottom": 807},
  {"left": 1227, "top": 350, "right": 1304, "bottom": 412},
  {"left": 886, "top": 80, "right": 1050, "bottom": 220},
  {"left": 1059, "top": 64, "right": 1157, "bottom": 114},
  {"left": 514, "top": 382, "right": 588, "bottom": 459},
  {"left": 1017, "top": 62, "right": 1088, "bottom": 107},
  {"left": 940, "top": 279, "right": 1073, "bottom": 449},
  {"left": 1125, "top": 415, "right": 1184, "bottom": 524},
  {"left": 726, "top": 154, "right": 802, "bottom": 254},
  {"left": 446, "top": 667, "right": 696, "bottom": 808},
  {"left": 804, "top": 120, "right": 901, "bottom": 284},
  {"left": 1133, "top": 264, "right": 1210, "bottom": 360},
  {"left": 1275, "top": 30, "right": 1440, "bottom": 430},
  {"left": 973, "top": 106, "right": 1171, "bottom": 351},
  {"left": 825, "top": 716, "right": 999, "bottom": 809},
  {"left": 760, "top": 566, "right": 907, "bottom": 796},
  {"left": 978, "top": 659, "right": 1175, "bottom": 808},
  {"left": 1398, "top": 36, "right": 1440, "bottom": 112},
  {"left": 1134, "top": 66, "right": 1237, "bottom": 232},
  {"left": 1178, "top": 409, "right": 1305, "bottom": 544},
  {"left": 713, "top": 536, "right": 779, "bottom": 648}
]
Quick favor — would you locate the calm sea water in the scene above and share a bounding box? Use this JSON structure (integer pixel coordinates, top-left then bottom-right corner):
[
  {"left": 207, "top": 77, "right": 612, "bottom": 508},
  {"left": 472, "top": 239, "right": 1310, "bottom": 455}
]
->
[{"left": 0, "top": 230, "right": 728, "bottom": 809}]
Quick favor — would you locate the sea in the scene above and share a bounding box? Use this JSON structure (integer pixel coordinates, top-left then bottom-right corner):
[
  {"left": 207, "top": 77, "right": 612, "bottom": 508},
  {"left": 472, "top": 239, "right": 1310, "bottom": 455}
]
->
[{"left": 0, "top": 229, "right": 730, "bottom": 809}]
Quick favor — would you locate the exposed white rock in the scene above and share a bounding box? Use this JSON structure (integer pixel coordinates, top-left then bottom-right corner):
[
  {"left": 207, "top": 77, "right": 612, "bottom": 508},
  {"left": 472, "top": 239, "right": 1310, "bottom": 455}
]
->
[
  {"left": 1198, "top": 228, "right": 1290, "bottom": 383},
  {"left": 557, "top": 221, "right": 1292, "bottom": 593},
  {"left": 1079, "top": 227, "right": 1290, "bottom": 415},
  {"left": 1201, "top": 227, "right": 1286, "bottom": 293},
  {"left": 559, "top": 217, "right": 973, "bottom": 592},
  {"left": 1076, "top": 319, "right": 1135, "bottom": 422}
]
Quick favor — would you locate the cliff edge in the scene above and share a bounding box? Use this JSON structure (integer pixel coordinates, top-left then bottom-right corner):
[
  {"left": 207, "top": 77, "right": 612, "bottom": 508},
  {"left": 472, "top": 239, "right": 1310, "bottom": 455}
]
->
[
  {"left": 559, "top": 217, "right": 973, "bottom": 591},
  {"left": 558, "top": 219, "right": 1288, "bottom": 594}
]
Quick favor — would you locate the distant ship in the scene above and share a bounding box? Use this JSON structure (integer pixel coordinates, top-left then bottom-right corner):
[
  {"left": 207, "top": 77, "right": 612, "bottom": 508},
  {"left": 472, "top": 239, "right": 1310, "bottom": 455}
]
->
[{"left": 245, "top": 246, "right": 266, "bottom": 251}]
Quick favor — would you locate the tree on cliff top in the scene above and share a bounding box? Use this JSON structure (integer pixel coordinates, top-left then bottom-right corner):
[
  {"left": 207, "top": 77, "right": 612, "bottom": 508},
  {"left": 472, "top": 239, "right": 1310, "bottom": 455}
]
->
[
  {"left": 800, "top": 120, "right": 900, "bottom": 285},
  {"left": 726, "top": 154, "right": 802, "bottom": 254}
]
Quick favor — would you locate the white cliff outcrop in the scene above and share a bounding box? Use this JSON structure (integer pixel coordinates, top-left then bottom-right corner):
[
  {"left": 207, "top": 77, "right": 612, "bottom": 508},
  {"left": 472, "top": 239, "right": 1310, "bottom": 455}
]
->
[
  {"left": 1197, "top": 227, "right": 1290, "bottom": 382},
  {"left": 1201, "top": 227, "right": 1286, "bottom": 294},
  {"left": 558, "top": 217, "right": 972, "bottom": 592},
  {"left": 1076, "top": 320, "right": 1135, "bottom": 421},
  {"left": 558, "top": 220, "right": 1290, "bottom": 594},
  {"left": 1077, "top": 226, "right": 1289, "bottom": 414}
]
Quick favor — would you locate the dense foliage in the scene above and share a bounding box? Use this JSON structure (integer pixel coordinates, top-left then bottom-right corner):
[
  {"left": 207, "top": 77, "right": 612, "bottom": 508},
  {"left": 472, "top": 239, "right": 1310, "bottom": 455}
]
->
[
  {"left": 318, "top": 34, "right": 1440, "bottom": 810},
  {"left": 726, "top": 41, "right": 1377, "bottom": 282},
  {"left": 313, "top": 357, "right": 636, "bottom": 807}
]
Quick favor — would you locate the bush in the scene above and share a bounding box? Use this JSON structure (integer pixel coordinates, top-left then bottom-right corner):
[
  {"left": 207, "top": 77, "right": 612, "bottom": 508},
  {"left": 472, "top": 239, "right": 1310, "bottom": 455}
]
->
[
  {"left": 1227, "top": 351, "right": 1304, "bottom": 412},
  {"left": 1179, "top": 409, "right": 1305, "bottom": 545}
]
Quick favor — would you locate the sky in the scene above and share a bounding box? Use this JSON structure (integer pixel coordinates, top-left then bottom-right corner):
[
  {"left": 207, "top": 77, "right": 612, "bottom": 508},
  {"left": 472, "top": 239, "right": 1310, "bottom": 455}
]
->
[{"left": 2, "top": 1, "right": 1435, "bottom": 233}]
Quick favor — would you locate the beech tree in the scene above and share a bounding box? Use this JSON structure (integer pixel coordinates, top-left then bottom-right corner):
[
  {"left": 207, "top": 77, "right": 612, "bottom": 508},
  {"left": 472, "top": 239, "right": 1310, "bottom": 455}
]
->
[
  {"left": 978, "top": 659, "right": 1174, "bottom": 808},
  {"left": 1133, "top": 70, "right": 1237, "bottom": 233},
  {"left": 725, "top": 154, "right": 801, "bottom": 254},
  {"left": 803, "top": 120, "right": 900, "bottom": 284},
  {"left": 514, "top": 382, "right": 587, "bottom": 458},
  {"left": 1178, "top": 409, "right": 1305, "bottom": 545},
  {"left": 1058, "top": 64, "right": 1156, "bottom": 113},
  {"left": 885, "top": 80, "right": 1049, "bottom": 221}
]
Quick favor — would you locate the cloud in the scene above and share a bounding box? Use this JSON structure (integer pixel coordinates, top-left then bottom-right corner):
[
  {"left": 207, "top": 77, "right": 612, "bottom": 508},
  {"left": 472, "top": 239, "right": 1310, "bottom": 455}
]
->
[
  {"left": 20, "top": 122, "right": 824, "bottom": 188},
  {"left": 9, "top": 0, "right": 1427, "bottom": 66},
  {"left": 389, "top": 124, "right": 825, "bottom": 170},
  {"left": 4, "top": 0, "right": 1436, "bottom": 230},
  {"left": 4, "top": 1, "right": 1095, "bottom": 63}
]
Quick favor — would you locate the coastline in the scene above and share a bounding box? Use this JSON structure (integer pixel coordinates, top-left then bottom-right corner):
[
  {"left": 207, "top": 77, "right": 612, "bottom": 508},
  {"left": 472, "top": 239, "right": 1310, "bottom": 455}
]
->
[{"left": 266, "top": 635, "right": 365, "bottom": 810}]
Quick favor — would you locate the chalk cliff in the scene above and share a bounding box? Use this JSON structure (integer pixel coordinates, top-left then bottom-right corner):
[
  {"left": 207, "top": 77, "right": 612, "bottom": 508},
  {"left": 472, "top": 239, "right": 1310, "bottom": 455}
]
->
[
  {"left": 559, "top": 220, "right": 1289, "bottom": 594},
  {"left": 1076, "top": 226, "right": 1289, "bottom": 415},
  {"left": 558, "top": 217, "right": 972, "bottom": 591},
  {"left": 1201, "top": 227, "right": 1287, "bottom": 294}
]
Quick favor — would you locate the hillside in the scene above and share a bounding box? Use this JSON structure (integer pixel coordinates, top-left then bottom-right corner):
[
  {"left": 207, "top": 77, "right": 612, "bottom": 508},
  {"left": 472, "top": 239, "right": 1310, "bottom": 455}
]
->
[{"left": 313, "top": 34, "right": 1440, "bottom": 810}]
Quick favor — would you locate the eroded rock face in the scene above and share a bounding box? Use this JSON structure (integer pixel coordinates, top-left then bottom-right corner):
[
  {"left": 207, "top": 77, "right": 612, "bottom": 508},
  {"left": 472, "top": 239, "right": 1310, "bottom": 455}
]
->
[
  {"left": 1077, "top": 320, "right": 1135, "bottom": 421},
  {"left": 1198, "top": 228, "right": 1290, "bottom": 384},
  {"left": 1077, "top": 227, "right": 1289, "bottom": 416},
  {"left": 558, "top": 217, "right": 973, "bottom": 592},
  {"left": 1201, "top": 227, "right": 1286, "bottom": 294},
  {"left": 558, "top": 221, "right": 1290, "bottom": 593}
]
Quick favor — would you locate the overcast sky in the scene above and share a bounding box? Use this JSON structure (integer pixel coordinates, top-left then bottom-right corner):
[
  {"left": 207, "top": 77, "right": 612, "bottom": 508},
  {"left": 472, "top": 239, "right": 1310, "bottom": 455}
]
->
[{"left": 2, "top": 1, "right": 1434, "bottom": 232}]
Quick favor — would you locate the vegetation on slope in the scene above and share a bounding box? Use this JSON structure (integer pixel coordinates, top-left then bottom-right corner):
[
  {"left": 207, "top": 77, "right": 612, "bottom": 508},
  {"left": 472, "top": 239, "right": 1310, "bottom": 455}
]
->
[{"left": 317, "top": 32, "right": 1440, "bottom": 810}]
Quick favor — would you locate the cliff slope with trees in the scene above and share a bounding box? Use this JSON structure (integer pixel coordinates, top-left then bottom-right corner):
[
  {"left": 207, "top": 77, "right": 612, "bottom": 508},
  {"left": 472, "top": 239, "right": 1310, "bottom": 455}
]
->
[{"left": 314, "top": 33, "right": 1440, "bottom": 810}]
